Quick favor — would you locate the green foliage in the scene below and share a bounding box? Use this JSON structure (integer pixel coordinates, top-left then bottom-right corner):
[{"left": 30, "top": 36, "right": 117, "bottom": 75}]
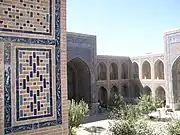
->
[
  {"left": 108, "top": 93, "right": 125, "bottom": 111},
  {"left": 135, "top": 120, "right": 154, "bottom": 135},
  {"left": 167, "top": 120, "right": 180, "bottom": 135},
  {"left": 108, "top": 93, "right": 127, "bottom": 119},
  {"left": 68, "top": 99, "right": 89, "bottom": 135},
  {"left": 137, "top": 94, "right": 163, "bottom": 114},
  {"left": 108, "top": 94, "right": 164, "bottom": 135},
  {"left": 109, "top": 120, "right": 136, "bottom": 135},
  {"left": 109, "top": 120, "right": 156, "bottom": 135}
]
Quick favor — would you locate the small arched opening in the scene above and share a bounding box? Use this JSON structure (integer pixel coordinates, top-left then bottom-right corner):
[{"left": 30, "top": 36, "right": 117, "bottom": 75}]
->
[
  {"left": 110, "top": 85, "right": 119, "bottom": 98},
  {"left": 154, "top": 60, "right": 164, "bottom": 80},
  {"left": 98, "top": 87, "right": 108, "bottom": 107},
  {"left": 132, "top": 62, "right": 139, "bottom": 79},
  {"left": 110, "top": 63, "right": 118, "bottom": 80},
  {"left": 143, "top": 86, "right": 152, "bottom": 96},
  {"left": 155, "top": 86, "right": 166, "bottom": 107},
  {"left": 97, "top": 62, "right": 107, "bottom": 80},
  {"left": 121, "top": 62, "right": 128, "bottom": 79},
  {"left": 142, "top": 61, "right": 151, "bottom": 79}
]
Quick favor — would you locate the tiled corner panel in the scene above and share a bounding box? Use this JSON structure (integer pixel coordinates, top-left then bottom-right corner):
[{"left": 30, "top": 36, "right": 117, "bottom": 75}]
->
[{"left": 1, "top": 0, "right": 62, "bottom": 134}]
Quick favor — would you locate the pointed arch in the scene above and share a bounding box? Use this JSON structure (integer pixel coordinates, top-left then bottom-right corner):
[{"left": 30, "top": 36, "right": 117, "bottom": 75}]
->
[
  {"left": 121, "top": 84, "right": 129, "bottom": 98},
  {"left": 110, "top": 62, "right": 118, "bottom": 80},
  {"left": 121, "top": 62, "right": 128, "bottom": 79},
  {"left": 172, "top": 56, "right": 180, "bottom": 103},
  {"left": 142, "top": 60, "right": 151, "bottom": 79},
  {"left": 110, "top": 85, "right": 119, "bottom": 97},
  {"left": 143, "top": 86, "right": 152, "bottom": 95},
  {"left": 155, "top": 86, "right": 166, "bottom": 101},
  {"left": 132, "top": 62, "right": 139, "bottom": 79},
  {"left": 67, "top": 57, "right": 91, "bottom": 103},
  {"left": 98, "top": 87, "right": 108, "bottom": 106},
  {"left": 134, "top": 85, "right": 141, "bottom": 98},
  {"left": 97, "top": 62, "right": 107, "bottom": 80},
  {"left": 154, "top": 59, "right": 164, "bottom": 79}
]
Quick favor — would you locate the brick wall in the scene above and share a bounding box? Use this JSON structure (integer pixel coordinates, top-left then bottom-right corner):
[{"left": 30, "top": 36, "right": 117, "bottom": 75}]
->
[{"left": 0, "top": 0, "right": 68, "bottom": 134}]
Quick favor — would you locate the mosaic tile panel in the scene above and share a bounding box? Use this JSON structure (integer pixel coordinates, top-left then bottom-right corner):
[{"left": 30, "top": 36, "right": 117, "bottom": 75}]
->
[
  {"left": 0, "top": 0, "right": 52, "bottom": 35},
  {"left": 2, "top": 0, "right": 62, "bottom": 134},
  {"left": 16, "top": 48, "right": 53, "bottom": 121}
]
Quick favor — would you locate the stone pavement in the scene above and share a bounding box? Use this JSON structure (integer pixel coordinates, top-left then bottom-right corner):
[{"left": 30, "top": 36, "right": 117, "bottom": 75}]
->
[{"left": 76, "top": 119, "right": 113, "bottom": 135}]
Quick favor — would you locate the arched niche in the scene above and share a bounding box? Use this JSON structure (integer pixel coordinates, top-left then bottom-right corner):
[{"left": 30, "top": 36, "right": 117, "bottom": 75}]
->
[
  {"left": 132, "top": 62, "right": 139, "bottom": 79},
  {"left": 97, "top": 62, "right": 107, "bottom": 80},
  {"left": 142, "top": 61, "right": 151, "bottom": 79},
  {"left": 67, "top": 58, "right": 91, "bottom": 103},
  {"left": 154, "top": 59, "right": 164, "bottom": 80},
  {"left": 110, "top": 62, "right": 118, "bottom": 80},
  {"left": 121, "top": 62, "right": 128, "bottom": 79}
]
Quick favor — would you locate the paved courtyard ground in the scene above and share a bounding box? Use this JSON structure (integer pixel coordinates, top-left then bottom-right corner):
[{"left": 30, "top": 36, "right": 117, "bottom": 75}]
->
[
  {"left": 76, "top": 119, "right": 112, "bottom": 135},
  {"left": 76, "top": 119, "right": 169, "bottom": 135}
]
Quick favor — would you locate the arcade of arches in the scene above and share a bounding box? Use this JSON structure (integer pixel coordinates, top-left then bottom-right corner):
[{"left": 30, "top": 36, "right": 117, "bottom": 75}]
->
[{"left": 67, "top": 57, "right": 167, "bottom": 107}]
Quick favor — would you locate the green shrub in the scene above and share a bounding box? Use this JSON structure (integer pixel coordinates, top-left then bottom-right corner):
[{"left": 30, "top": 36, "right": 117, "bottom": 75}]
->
[
  {"left": 109, "top": 120, "right": 136, "bottom": 135},
  {"left": 68, "top": 99, "right": 89, "bottom": 135},
  {"left": 137, "top": 94, "right": 163, "bottom": 114},
  {"left": 135, "top": 120, "right": 154, "bottom": 135},
  {"left": 108, "top": 93, "right": 125, "bottom": 111},
  {"left": 167, "top": 120, "right": 180, "bottom": 135},
  {"left": 109, "top": 119, "right": 158, "bottom": 135}
]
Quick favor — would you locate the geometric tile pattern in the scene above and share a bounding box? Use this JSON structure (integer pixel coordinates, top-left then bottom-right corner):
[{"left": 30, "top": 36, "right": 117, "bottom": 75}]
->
[
  {"left": 16, "top": 48, "right": 53, "bottom": 121},
  {"left": 0, "top": 0, "right": 52, "bottom": 35},
  {"left": 3, "top": 0, "right": 62, "bottom": 134}
]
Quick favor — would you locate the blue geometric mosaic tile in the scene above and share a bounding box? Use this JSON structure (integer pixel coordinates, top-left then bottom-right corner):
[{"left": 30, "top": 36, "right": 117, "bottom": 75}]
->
[
  {"left": 16, "top": 48, "right": 53, "bottom": 121},
  {"left": 2, "top": 0, "right": 62, "bottom": 134}
]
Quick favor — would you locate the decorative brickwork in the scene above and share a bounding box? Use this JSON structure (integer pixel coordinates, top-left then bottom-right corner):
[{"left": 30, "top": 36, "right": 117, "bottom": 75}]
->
[
  {"left": 16, "top": 47, "right": 54, "bottom": 121},
  {"left": 0, "top": 0, "right": 52, "bottom": 35},
  {"left": 0, "top": 0, "right": 68, "bottom": 134}
]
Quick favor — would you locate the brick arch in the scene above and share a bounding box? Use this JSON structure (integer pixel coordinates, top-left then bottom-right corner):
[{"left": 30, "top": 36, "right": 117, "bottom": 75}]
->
[
  {"left": 110, "top": 62, "right": 118, "bottom": 80},
  {"left": 67, "top": 57, "right": 91, "bottom": 103},
  {"left": 110, "top": 85, "right": 119, "bottom": 96},
  {"left": 132, "top": 62, "right": 139, "bottom": 79},
  {"left": 97, "top": 62, "right": 107, "bottom": 80},
  {"left": 121, "top": 62, "right": 128, "bottom": 79},
  {"left": 142, "top": 60, "right": 151, "bottom": 79},
  {"left": 172, "top": 55, "right": 180, "bottom": 103},
  {"left": 143, "top": 85, "right": 152, "bottom": 95},
  {"left": 98, "top": 86, "right": 108, "bottom": 106},
  {"left": 154, "top": 59, "right": 164, "bottom": 79}
]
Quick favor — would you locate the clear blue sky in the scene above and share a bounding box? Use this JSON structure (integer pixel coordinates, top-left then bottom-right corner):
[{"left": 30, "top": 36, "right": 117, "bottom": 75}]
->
[{"left": 67, "top": 0, "right": 180, "bottom": 56}]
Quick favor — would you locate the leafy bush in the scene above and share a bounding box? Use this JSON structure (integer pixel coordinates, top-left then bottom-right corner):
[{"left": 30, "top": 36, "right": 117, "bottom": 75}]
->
[
  {"left": 69, "top": 99, "right": 89, "bottom": 135},
  {"left": 109, "top": 120, "right": 136, "bottom": 135},
  {"left": 135, "top": 120, "right": 154, "bottom": 135},
  {"left": 109, "top": 120, "right": 155, "bottom": 135},
  {"left": 137, "top": 94, "right": 163, "bottom": 114},
  {"left": 108, "top": 93, "right": 125, "bottom": 111},
  {"left": 167, "top": 120, "right": 180, "bottom": 135}
]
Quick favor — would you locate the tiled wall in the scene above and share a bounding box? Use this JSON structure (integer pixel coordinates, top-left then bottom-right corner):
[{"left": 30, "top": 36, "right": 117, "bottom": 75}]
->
[{"left": 0, "top": 0, "right": 68, "bottom": 134}]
